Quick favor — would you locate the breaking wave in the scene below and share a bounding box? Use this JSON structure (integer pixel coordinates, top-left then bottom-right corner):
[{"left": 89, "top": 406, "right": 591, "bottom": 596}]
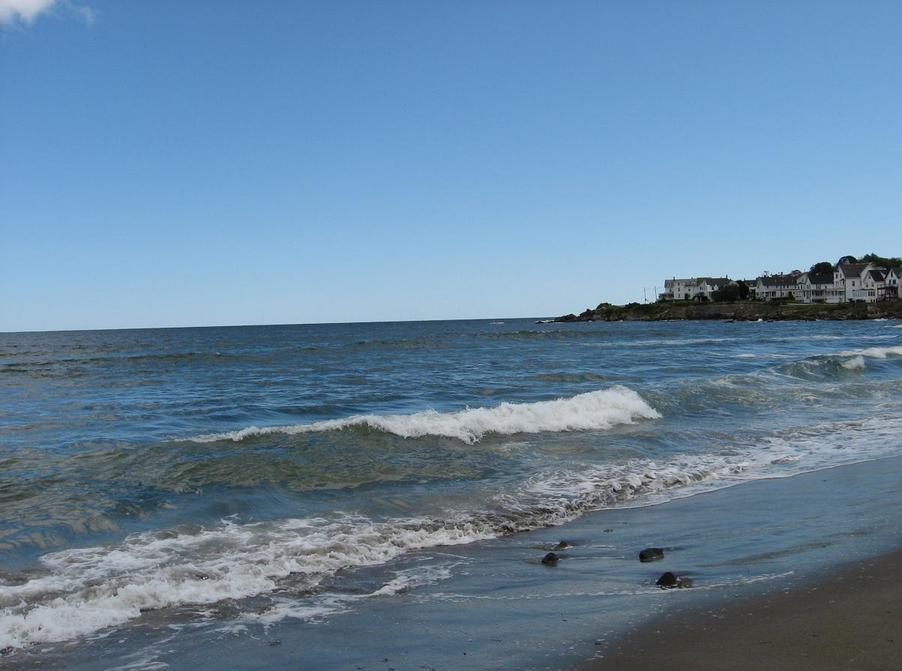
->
[
  {"left": 839, "top": 345, "right": 902, "bottom": 359},
  {"left": 4, "top": 412, "right": 900, "bottom": 649},
  {"left": 768, "top": 343, "right": 901, "bottom": 381},
  {"left": 841, "top": 355, "right": 866, "bottom": 371},
  {"left": 190, "top": 387, "right": 661, "bottom": 444}
]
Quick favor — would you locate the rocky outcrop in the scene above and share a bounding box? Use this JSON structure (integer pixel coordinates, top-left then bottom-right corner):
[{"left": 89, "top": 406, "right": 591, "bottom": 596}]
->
[{"left": 556, "top": 300, "right": 902, "bottom": 323}]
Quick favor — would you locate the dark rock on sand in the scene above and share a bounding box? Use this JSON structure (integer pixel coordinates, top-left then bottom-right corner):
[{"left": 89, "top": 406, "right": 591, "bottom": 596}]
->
[
  {"left": 542, "top": 552, "right": 560, "bottom": 565},
  {"left": 656, "top": 571, "right": 693, "bottom": 588},
  {"left": 639, "top": 547, "right": 664, "bottom": 562},
  {"left": 656, "top": 572, "right": 678, "bottom": 588},
  {"left": 551, "top": 540, "right": 573, "bottom": 551}
]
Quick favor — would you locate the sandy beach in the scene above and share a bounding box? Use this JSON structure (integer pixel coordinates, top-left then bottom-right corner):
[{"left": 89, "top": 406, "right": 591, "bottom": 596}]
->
[{"left": 589, "top": 549, "right": 902, "bottom": 670}]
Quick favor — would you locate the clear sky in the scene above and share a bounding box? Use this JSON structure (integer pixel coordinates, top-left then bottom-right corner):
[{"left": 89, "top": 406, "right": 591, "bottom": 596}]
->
[{"left": 2, "top": 1, "right": 900, "bottom": 331}]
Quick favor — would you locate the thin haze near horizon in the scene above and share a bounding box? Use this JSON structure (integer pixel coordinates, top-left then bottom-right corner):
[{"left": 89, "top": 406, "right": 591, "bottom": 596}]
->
[{"left": 2, "top": 0, "right": 900, "bottom": 332}]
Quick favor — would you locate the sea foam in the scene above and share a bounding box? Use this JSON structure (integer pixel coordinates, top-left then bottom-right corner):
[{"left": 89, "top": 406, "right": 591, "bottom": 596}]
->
[
  {"left": 190, "top": 386, "right": 661, "bottom": 444},
  {"left": 839, "top": 345, "right": 902, "bottom": 359},
  {"left": 5, "top": 412, "right": 901, "bottom": 649},
  {"left": 841, "top": 355, "right": 866, "bottom": 371}
]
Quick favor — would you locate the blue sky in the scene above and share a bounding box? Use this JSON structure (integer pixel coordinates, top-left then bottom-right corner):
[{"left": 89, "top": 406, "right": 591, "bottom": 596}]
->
[{"left": 2, "top": 1, "right": 900, "bottom": 331}]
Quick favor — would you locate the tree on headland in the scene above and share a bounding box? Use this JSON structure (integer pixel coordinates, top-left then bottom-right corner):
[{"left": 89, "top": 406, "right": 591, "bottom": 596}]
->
[
  {"left": 809, "top": 261, "right": 834, "bottom": 274},
  {"left": 860, "top": 253, "right": 902, "bottom": 268},
  {"left": 712, "top": 281, "right": 749, "bottom": 302}
]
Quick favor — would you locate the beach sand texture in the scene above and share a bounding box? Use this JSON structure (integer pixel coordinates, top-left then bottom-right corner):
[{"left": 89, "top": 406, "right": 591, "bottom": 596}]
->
[{"left": 591, "top": 550, "right": 901, "bottom": 670}]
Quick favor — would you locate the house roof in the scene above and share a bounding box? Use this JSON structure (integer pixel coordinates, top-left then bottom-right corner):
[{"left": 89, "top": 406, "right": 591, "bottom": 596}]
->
[
  {"left": 807, "top": 270, "right": 834, "bottom": 285},
  {"left": 838, "top": 263, "right": 868, "bottom": 278},
  {"left": 665, "top": 277, "right": 730, "bottom": 286},
  {"left": 758, "top": 274, "right": 798, "bottom": 287},
  {"left": 867, "top": 269, "right": 887, "bottom": 282}
]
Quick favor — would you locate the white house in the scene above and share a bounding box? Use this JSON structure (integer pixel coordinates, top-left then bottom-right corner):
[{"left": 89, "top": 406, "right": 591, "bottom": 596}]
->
[
  {"left": 661, "top": 278, "right": 696, "bottom": 301},
  {"left": 859, "top": 268, "right": 888, "bottom": 303},
  {"left": 886, "top": 267, "right": 902, "bottom": 299},
  {"left": 696, "top": 277, "right": 731, "bottom": 301},
  {"left": 755, "top": 273, "right": 800, "bottom": 301},
  {"left": 834, "top": 262, "right": 871, "bottom": 302},
  {"left": 662, "top": 258, "right": 900, "bottom": 304},
  {"left": 795, "top": 269, "right": 842, "bottom": 303},
  {"left": 660, "top": 277, "right": 731, "bottom": 302}
]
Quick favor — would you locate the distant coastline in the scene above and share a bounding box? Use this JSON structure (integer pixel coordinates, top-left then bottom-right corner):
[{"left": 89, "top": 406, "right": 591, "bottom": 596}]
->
[{"left": 556, "top": 300, "right": 902, "bottom": 322}]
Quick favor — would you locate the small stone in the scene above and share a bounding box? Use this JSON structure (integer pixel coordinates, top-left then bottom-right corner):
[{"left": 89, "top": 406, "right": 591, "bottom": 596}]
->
[
  {"left": 267, "top": 639, "right": 282, "bottom": 646},
  {"left": 542, "top": 552, "right": 559, "bottom": 565},
  {"left": 603, "top": 528, "right": 614, "bottom": 533},
  {"left": 0, "top": 647, "right": 13, "bottom": 656},
  {"left": 677, "top": 577, "right": 694, "bottom": 588},
  {"left": 639, "top": 548, "right": 665, "bottom": 563},
  {"left": 551, "top": 540, "right": 573, "bottom": 551},
  {"left": 656, "top": 571, "right": 678, "bottom": 588}
]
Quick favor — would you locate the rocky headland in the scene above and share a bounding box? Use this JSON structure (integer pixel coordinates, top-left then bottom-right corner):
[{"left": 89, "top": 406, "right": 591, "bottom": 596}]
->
[{"left": 556, "top": 300, "right": 902, "bottom": 322}]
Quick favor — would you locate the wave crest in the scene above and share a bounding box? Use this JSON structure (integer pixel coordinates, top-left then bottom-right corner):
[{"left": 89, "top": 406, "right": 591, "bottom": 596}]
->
[
  {"left": 190, "top": 386, "right": 661, "bottom": 444},
  {"left": 4, "top": 412, "right": 902, "bottom": 649},
  {"left": 839, "top": 345, "right": 902, "bottom": 359}
]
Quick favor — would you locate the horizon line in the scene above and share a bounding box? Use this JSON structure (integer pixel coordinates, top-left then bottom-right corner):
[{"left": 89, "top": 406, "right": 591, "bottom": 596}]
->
[{"left": 0, "top": 314, "right": 555, "bottom": 336}]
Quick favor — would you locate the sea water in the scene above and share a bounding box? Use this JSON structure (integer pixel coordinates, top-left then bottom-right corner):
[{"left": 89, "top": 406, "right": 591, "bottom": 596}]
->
[{"left": 1, "top": 319, "right": 901, "bottom": 669}]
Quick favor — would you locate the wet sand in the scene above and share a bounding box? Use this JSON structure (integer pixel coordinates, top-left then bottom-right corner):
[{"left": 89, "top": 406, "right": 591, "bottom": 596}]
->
[{"left": 588, "top": 549, "right": 902, "bottom": 670}]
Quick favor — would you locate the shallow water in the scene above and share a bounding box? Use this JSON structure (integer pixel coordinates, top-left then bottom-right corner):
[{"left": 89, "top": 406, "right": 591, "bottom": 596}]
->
[{"left": 1, "top": 318, "right": 901, "bottom": 667}]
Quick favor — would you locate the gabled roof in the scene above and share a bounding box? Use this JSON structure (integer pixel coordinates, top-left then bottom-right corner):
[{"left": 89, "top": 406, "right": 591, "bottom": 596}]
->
[
  {"left": 757, "top": 274, "right": 798, "bottom": 287},
  {"left": 838, "top": 263, "right": 868, "bottom": 278},
  {"left": 665, "top": 276, "right": 730, "bottom": 286},
  {"left": 807, "top": 270, "right": 834, "bottom": 285},
  {"left": 867, "top": 269, "right": 887, "bottom": 282}
]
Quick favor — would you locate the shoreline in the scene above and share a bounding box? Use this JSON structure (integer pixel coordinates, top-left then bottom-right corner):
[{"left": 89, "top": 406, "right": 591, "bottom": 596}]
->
[
  {"left": 5, "top": 452, "right": 902, "bottom": 670},
  {"left": 556, "top": 300, "right": 902, "bottom": 322},
  {"left": 585, "top": 547, "right": 902, "bottom": 670}
]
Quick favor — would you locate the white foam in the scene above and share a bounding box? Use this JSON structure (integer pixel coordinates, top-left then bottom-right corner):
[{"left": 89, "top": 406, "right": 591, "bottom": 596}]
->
[
  {"left": 839, "top": 345, "right": 902, "bottom": 359},
  {"left": 841, "top": 355, "right": 866, "bottom": 370},
  {"left": 5, "top": 412, "right": 901, "bottom": 649},
  {"left": 518, "top": 414, "right": 902, "bottom": 515},
  {"left": 241, "top": 564, "right": 454, "bottom": 627},
  {"left": 0, "top": 515, "right": 496, "bottom": 649},
  {"left": 190, "top": 387, "right": 661, "bottom": 445}
]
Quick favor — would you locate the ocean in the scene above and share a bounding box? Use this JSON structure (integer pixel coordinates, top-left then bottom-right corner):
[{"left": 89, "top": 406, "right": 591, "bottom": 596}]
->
[{"left": 1, "top": 318, "right": 901, "bottom": 669}]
